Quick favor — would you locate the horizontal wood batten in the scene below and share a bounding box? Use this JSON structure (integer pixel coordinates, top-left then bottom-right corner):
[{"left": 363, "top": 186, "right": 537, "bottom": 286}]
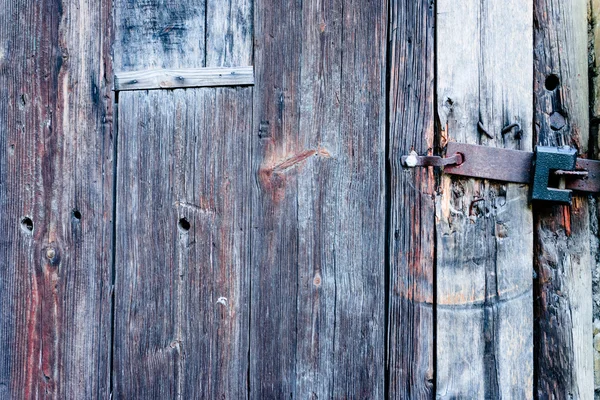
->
[{"left": 114, "top": 66, "right": 254, "bottom": 91}]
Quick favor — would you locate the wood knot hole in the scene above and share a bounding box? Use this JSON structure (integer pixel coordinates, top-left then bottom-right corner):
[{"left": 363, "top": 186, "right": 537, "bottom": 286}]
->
[
  {"left": 178, "top": 217, "right": 191, "bottom": 232},
  {"left": 20, "top": 217, "right": 33, "bottom": 233},
  {"left": 545, "top": 74, "right": 560, "bottom": 91}
]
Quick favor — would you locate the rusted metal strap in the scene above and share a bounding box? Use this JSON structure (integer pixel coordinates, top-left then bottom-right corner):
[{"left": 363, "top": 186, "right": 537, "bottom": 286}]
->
[
  {"left": 402, "top": 142, "right": 600, "bottom": 204},
  {"left": 401, "top": 151, "right": 463, "bottom": 168}
]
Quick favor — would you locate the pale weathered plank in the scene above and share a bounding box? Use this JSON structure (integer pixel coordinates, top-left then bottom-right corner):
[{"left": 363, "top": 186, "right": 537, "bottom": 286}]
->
[
  {"left": 112, "top": 0, "right": 252, "bottom": 397},
  {"left": 114, "top": 67, "right": 254, "bottom": 91},
  {"left": 387, "top": 0, "right": 435, "bottom": 398},
  {"left": 206, "top": 0, "right": 252, "bottom": 67},
  {"left": 436, "top": 1, "right": 534, "bottom": 398},
  {"left": 250, "top": 0, "right": 387, "bottom": 397},
  {"left": 0, "top": 0, "right": 113, "bottom": 398},
  {"left": 114, "top": 0, "right": 206, "bottom": 71},
  {"left": 533, "top": 1, "right": 594, "bottom": 398}
]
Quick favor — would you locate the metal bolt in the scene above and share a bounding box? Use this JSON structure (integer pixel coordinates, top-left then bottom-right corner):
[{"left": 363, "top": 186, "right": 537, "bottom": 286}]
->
[
  {"left": 404, "top": 150, "right": 419, "bottom": 167},
  {"left": 549, "top": 112, "right": 566, "bottom": 131}
]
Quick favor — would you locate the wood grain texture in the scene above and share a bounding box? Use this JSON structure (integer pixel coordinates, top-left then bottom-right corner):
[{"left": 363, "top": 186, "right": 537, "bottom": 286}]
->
[
  {"left": 250, "top": 0, "right": 387, "bottom": 398},
  {"left": 114, "top": 88, "right": 251, "bottom": 398},
  {"left": 114, "top": 0, "right": 206, "bottom": 71},
  {"left": 114, "top": 67, "right": 254, "bottom": 91},
  {"left": 113, "top": 0, "right": 252, "bottom": 397},
  {"left": 436, "top": 1, "right": 534, "bottom": 398},
  {"left": 387, "top": 0, "right": 435, "bottom": 398},
  {"left": 0, "top": 0, "right": 113, "bottom": 398},
  {"left": 533, "top": 1, "right": 594, "bottom": 398},
  {"left": 206, "top": 0, "right": 253, "bottom": 67}
]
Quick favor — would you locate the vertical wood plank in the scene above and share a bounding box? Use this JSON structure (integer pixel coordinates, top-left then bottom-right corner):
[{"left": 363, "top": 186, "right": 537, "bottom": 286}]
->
[
  {"left": 591, "top": 1, "right": 600, "bottom": 393},
  {"left": 115, "top": 88, "right": 251, "bottom": 398},
  {"left": 249, "top": 0, "right": 302, "bottom": 396},
  {"left": 388, "top": 0, "right": 435, "bottom": 398},
  {"left": 250, "top": 0, "right": 387, "bottom": 397},
  {"left": 533, "top": 1, "right": 594, "bottom": 398},
  {"left": 436, "top": 1, "right": 534, "bottom": 398},
  {"left": 113, "top": 0, "right": 252, "bottom": 397},
  {"left": 0, "top": 0, "right": 113, "bottom": 398}
]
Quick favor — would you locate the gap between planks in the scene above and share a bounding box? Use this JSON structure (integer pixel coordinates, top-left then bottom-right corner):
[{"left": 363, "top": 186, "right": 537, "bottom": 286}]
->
[{"left": 114, "top": 66, "right": 254, "bottom": 91}]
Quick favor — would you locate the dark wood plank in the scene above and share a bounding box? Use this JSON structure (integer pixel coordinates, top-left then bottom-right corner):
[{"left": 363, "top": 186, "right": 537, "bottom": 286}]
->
[
  {"left": 113, "top": 0, "right": 252, "bottom": 397},
  {"left": 250, "top": 0, "right": 387, "bottom": 397},
  {"left": 0, "top": 0, "right": 113, "bottom": 397},
  {"left": 114, "top": 88, "right": 251, "bottom": 398},
  {"left": 436, "top": 1, "right": 534, "bottom": 398},
  {"left": 387, "top": 1, "right": 435, "bottom": 398},
  {"left": 533, "top": 1, "right": 594, "bottom": 398}
]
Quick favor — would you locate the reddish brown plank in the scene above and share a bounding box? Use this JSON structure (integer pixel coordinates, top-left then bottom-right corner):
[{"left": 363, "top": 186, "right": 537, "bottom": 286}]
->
[{"left": 0, "top": 0, "right": 113, "bottom": 397}]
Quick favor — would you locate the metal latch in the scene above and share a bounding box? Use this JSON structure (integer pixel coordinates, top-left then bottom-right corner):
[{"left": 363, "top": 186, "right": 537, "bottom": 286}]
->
[{"left": 401, "top": 142, "right": 600, "bottom": 205}]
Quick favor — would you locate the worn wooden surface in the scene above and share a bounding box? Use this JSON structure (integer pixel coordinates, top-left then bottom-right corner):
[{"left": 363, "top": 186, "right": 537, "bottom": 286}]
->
[
  {"left": 436, "top": 1, "right": 534, "bottom": 398},
  {"left": 114, "top": 88, "right": 251, "bottom": 398},
  {"left": 387, "top": 0, "right": 435, "bottom": 398},
  {"left": 250, "top": 0, "right": 387, "bottom": 397},
  {"left": 0, "top": 0, "right": 113, "bottom": 398},
  {"left": 114, "top": 67, "right": 254, "bottom": 91},
  {"left": 114, "top": 0, "right": 206, "bottom": 71},
  {"left": 2, "top": 0, "right": 599, "bottom": 398},
  {"left": 113, "top": 0, "right": 252, "bottom": 397},
  {"left": 534, "top": 1, "right": 594, "bottom": 398}
]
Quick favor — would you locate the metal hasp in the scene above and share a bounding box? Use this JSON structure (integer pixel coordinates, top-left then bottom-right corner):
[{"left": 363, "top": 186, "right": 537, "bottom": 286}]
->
[
  {"left": 532, "top": 146, "right": 577, "bottom": 204},
  {"left": 402, "top": 142, "right": 600, "bottom": 205}
]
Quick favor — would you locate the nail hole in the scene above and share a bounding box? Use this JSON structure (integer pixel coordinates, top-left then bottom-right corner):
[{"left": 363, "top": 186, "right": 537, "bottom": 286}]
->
[
  {"left": 178, "top": 217, "right": 191, "bottom": 232},
  {"left": 72, "top": 209, "right": 81, "bottom": 220},
  {"left": 545, "top": 74, "right": 560, "bottom": 91},
  {"left": 20, "top": 217, "right": 33, "bottom": 233}
]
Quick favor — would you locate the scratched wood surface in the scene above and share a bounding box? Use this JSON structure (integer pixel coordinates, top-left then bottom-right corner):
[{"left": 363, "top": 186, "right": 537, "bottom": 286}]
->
[
  {"left": 113, "top": 0, "right": 252, "bottom": 397},
  {"left": 250, "top": 0, "right": 387, "bottom": 397},
  {"left": 0, "top": 0, "right": 113, "bottom": 398},
  {"left": 387, "top": 1, "right": 435, "bottom": 398},
  {"left": 436, "top": 1, "right": 534, "bottom": 398},
  {"left": 533, "top": 1, "right": 594, "bottom": 398}
]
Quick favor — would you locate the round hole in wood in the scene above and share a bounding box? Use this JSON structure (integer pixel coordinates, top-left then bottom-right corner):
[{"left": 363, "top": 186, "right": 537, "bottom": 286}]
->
[
  {"left": 21, "top": 217, "right": 33, "bottom": 233},
  {"left": 545, "top": 74, "right": 560, "bottom": 91},
  {"left": 178, "top": 217, "right": 191, "bottom": 232},
  {"left": 72, "top": 209, "right": 81, "bottom": 220}
]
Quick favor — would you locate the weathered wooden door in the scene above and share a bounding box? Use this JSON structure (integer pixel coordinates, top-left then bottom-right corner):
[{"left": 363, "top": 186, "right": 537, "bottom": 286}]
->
[{"left": 0, "top": 0, "right": 596, "bottom": 398}]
